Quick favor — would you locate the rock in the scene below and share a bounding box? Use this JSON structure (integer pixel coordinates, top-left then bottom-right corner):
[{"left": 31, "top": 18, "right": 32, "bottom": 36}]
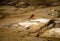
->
[
  {"left": 0, "top": 14, "right": 5, "bottom": 19},
  {"left": 1, "top": 15, "right": 59, "bottom": 41},
  {"left": 18, "top": 18, "right": 53, "bottom": 33},
  {"left": 2, "top": 23, "right": 21, "bottom": 31},
  {"left": 47, "top": 23, "right": 55, "bottom": 28},
  {"left": 17, "top": 6, "right": 36, "bottom": 13},
  {"left": 30, "top": 18, "right": 51, "bottom": 23},
  {"left": 40, "top": 28, "right": 60, "bottom": 38},
  {"left": 50, "top": 8, "right": 60, "bottom": 18},
  {"left": 7, "top": 1, "right": 18, "bottom": 5},
  {"left": 0, "top": 5, "right": 17, "bottom": 11},
  {"left": 28, "top": 23, "right": 45, "bottom": 33},
  {"left": 2, "top": 18, "right": 55, "bottom": 36},
  {"left": 0, "top": 0, "right": 60, "bottom": 6},
  {"left": 54, "top": 21, "right": 60, "bottom": 24},
  {"left": 29, "top": 32, "right": 39, "bottom": 37},
  {"left": 2, "top": 18, "right": 51, "bottom": 31},
  {"left": 16, "top": 2, "right": 28, "bottom": 8}
]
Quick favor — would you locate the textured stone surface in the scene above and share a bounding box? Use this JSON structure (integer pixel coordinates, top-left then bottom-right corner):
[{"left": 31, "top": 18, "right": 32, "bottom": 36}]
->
[
  {"left": 40, "top": 28, "right": 60, "bottom": 38},
  {"left": 0, "top": 0, "right": 60, "bottom": 6}
]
